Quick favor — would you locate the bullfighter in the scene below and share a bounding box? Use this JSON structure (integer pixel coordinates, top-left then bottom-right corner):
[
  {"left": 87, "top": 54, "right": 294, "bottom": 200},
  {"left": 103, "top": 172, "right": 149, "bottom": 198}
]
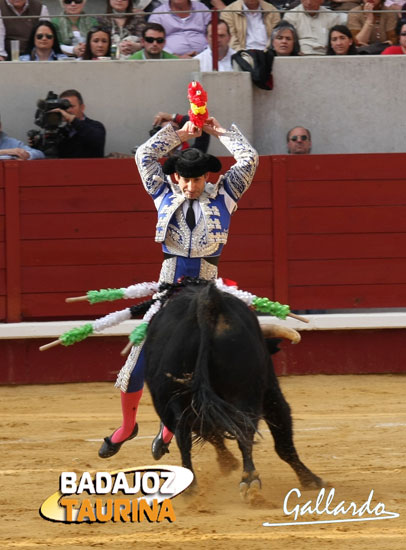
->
[{"left": 98, "top": 116, "right": 259, "bottom": 460}]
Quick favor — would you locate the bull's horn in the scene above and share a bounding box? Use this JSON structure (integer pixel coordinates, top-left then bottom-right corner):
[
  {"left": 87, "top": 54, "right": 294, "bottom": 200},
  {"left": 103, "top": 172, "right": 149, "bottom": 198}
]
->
[{"left": 261, "top": 324, "right": 301, "bottom": 344}]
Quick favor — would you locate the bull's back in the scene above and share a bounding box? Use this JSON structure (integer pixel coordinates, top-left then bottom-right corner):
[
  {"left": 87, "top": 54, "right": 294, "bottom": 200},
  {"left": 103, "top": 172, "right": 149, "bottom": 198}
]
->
[{"left": 145, "top": 283, "right": 268, "bottom": 417}]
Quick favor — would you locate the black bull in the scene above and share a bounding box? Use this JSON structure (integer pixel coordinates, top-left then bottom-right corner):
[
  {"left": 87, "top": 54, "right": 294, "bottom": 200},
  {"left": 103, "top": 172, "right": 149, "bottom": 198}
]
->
[{"left": 144, "top": 281, "right": 323, "bottom": 497}]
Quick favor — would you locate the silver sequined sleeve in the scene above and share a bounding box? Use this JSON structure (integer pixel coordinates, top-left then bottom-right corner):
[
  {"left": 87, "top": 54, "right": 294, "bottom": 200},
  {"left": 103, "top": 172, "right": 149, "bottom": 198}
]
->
[
  {"left": 135, "top": 124, "right": 182, "bottom": 198},
  {"left": 219, "top": 124, "right": 259, "bottom": 202}
]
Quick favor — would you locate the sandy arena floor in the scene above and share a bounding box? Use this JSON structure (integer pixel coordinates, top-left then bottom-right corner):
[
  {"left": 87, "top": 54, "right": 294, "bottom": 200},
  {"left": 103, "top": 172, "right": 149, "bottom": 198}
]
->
[{"left": 0, "top": 374, "right": 405, "bottom": 550}]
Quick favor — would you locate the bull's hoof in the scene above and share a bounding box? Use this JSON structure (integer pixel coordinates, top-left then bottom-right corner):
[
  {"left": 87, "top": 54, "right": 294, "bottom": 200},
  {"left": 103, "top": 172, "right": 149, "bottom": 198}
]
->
[
  {"left": 98, "top": 423, "right": 138, "bottom": 459},
  {"left": 151, "top": 423, "right": 171, "bottom": 461},
  {"left": 239, "top": 471, "right": 262, "bottom": 504},
  {"left": 301, "top": 474, "right": 326, "bottom": 490},
  {"left": 300, "top": 472, "right": 325, "bottom": 490}
]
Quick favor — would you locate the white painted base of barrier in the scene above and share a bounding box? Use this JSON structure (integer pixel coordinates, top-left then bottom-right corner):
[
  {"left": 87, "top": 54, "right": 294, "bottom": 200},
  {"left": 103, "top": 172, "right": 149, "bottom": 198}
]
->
[{"left": 0, "top": 312, "right": 405, "bottom": 340}]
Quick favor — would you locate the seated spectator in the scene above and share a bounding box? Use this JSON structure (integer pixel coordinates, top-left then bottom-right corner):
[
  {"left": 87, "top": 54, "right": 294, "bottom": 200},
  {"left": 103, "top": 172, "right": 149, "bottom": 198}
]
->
[
  {"left": 52, "top": 0, "right": 97, "bottom": 58},
  {"left": 222, "top": 0, "right": 280, "bottom": 52},
  {"left": 97, "top": 0, "right": 145, "bottom": 58},
  {"left": 381, "top": 18, "right": 406, "bottom": 52},
  {"left": 19, "top": 21, "right": 67, "bottom": 60},
  {"left": 81, "top": 26, "right": 111, "bottom": 59},
  {"left": 283, "top": 0, "right": 343, "bottom": 55},
  {"left": 195, "top": 20, "right": 236, "bottom": 71},
  {"left": 128, "top": 22, "right": 178, "bottom": 58},
  {"left": 348, "top": 0, "right": 398, "bottom": 46},
  {"left": 270, "top": 20, "right": 301, "bottom": 55},
  {"left": 151, "top": 112, "right": 210, "bottom": 152},
  {"left": 0, "top": 0, "right": 50, "bottom": 61},
  {"left": 287, "top": 126, "right": 312, "bottom": 154},
  {"left": 327, "top": 23, "right": 358, "bottom": 53},
  {"left": 0, "top": 113, "right": 44, "bottom": 159},
  {"left": 149, "top": 0, "right": 211, "bottom": 56}
]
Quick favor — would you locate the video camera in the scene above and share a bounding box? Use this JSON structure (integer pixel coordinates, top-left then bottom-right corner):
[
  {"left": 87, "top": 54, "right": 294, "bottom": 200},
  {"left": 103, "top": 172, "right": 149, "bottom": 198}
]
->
[{"left": 27, "top": 91, "right": 71, "bottom": 158}]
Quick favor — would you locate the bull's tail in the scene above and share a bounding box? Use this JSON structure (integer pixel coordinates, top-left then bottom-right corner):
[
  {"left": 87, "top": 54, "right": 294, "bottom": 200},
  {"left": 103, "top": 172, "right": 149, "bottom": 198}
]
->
[{"left": 188, "top": 283, "right": 257, "bottom": 445}]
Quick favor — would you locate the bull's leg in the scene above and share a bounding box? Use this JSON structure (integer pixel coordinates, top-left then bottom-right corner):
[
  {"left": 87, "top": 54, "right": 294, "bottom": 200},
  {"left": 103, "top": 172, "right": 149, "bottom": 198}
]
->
[
  {"left": 210, "top": 435, "right": 239, "bottom": 475},
  {"left": 236, "top": 428, "right": 261, "bottom": 502},
  {"left": 263, "top": 384, "right": 324, "bottom": 489},
  {"left": 175, "top": 422, "right": 196, "bottom": 485}
]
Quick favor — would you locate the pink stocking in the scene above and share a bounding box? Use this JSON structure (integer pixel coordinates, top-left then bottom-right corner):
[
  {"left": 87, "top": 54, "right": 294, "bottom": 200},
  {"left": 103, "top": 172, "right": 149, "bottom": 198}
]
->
[
  {"left": 162, "top": 426, "right": 173, "bottom": 444},
  {"left": 111, "top": 390, "right": 143, "bottom": 443}
]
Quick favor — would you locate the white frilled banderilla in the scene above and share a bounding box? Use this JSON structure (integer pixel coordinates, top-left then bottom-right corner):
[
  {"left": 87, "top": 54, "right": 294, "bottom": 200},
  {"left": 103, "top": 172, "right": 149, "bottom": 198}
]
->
[{"left": 39, "top": 278, "right": 308, "bottom": 353}]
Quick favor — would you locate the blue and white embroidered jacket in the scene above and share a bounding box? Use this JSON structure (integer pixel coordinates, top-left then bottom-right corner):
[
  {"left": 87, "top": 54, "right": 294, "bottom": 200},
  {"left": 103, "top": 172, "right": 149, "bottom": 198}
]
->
[{"left": 135, "top": 123, "right": 258, "bottom": 282}]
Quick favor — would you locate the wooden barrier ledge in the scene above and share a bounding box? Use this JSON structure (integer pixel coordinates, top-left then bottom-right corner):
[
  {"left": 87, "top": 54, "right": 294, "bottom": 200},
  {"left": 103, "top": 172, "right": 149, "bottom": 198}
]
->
[
  {"left": 0, "top": 313, "right": 405, "bottom": 384},
  {"left": 1, "top": 312, "right": 405, "bottom": 339}
]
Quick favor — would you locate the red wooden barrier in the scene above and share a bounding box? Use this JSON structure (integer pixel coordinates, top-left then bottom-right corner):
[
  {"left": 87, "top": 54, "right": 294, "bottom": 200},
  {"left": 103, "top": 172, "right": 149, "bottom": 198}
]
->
[
  {"left": 1, "top": 153, "right": 406, "bottom": 323},
  {"left": 1, "top": 153, "right": 406, "bottom": 384}
]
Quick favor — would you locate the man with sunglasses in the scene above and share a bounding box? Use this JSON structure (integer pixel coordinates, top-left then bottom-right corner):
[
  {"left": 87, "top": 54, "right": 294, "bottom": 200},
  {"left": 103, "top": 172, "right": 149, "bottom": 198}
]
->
[
  {"left": 287, "top": 126, "right": 312, "bottom": 154},
  {"left": 0, "top": 0, "right": 49, "bottom": 60},
  {"left": 129, "top": 23, "right": 178, "bottom": 59}
]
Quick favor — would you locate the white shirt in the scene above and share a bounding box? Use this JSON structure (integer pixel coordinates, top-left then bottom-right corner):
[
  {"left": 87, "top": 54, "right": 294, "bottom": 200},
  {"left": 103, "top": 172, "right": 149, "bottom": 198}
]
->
[
  {"left": 182, "top": 198, "right": 201, "bottom": 222},
  {"left": 243, "top": 3, "right": 268, "bottom": 50},
  {"left": 195, "top": 46, "right": 236, "bottom": 72},
  {"left": 0, "top": 0, "right": 50, "bottom": 58}
]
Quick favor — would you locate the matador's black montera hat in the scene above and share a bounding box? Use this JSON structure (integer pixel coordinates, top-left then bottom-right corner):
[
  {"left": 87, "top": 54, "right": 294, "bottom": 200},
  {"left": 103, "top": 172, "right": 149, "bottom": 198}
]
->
[{"left": 163, "top": 148, "right": 222, "bottom": 178}]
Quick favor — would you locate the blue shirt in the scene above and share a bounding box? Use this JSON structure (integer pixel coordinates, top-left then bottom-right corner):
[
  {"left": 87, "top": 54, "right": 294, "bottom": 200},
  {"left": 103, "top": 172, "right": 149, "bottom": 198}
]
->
[
  {"left": 19, "top": 50, "right": 68, "bottom": 61},
  {"left": 0, "top": 131, "right": 45, "bottom": 160}
]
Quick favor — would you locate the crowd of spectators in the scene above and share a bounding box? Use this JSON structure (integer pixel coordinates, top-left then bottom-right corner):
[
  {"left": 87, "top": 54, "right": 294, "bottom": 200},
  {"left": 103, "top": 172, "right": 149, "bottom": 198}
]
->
[
  {"left": 0, "top": 0, "right": 404, "bottom": 160},
  {"left": 1, "top": 0, "right": 405, "bottom": 62}
]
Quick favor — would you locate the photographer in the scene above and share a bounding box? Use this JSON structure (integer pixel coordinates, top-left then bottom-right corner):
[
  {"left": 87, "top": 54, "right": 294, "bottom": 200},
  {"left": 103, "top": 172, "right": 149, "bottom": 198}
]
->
[
  {"left": 54, "top": 89, "right": 106, "bottom": 158},
  {"left": 29, "top": 89, "right": 106, "bottom": 158}
]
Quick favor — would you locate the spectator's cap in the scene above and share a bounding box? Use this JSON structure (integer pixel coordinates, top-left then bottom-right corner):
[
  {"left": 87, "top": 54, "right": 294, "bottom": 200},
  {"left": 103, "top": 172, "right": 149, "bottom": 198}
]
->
[{"left": 163, "top": 148, "right": 222, "bottom": 177}]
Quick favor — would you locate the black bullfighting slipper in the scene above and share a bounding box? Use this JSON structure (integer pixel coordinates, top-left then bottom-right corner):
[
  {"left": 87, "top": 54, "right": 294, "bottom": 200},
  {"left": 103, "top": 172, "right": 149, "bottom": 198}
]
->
[
  {"left": 151, "top": 423, "right": 171, "bottom": 461},
  {"left": 98, "top": 423, "right": 139, "bottom": 459}
]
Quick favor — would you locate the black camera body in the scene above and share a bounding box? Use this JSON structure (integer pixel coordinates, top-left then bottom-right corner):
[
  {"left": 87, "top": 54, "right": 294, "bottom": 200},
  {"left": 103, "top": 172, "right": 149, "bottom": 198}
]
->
[{"left": 28, "top": 91, "right": 71, "bottom": 158}]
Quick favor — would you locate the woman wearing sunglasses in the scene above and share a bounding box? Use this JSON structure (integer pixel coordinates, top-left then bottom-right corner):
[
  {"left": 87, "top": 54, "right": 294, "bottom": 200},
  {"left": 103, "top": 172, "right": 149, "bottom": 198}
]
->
[
  {"left": 97, "top": 0, "right": 145, "bottom": 58},
  {"left": 381, "top": 19, "right": 406, "bottom": 54},
  {"left": 81, "top": 26, "right": 112, "bottom": 59},
  {"left": 52, "top": 0, "right": 97, "bottom": 58},
  {"left": 19, "top": 21, "right": 67, "bottom": 61}
]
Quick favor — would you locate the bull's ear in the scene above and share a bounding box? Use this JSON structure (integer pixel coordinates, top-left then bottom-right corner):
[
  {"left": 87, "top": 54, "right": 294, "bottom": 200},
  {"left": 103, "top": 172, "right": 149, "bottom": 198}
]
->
[{"left": 264, "top": 338, "right": 282, "bottom": 356}]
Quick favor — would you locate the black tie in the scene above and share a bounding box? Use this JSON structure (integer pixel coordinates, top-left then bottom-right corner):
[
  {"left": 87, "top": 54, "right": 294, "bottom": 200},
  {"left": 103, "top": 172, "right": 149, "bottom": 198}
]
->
[{"left": 186, "top": 199, "right": 196, "bottom": 230}]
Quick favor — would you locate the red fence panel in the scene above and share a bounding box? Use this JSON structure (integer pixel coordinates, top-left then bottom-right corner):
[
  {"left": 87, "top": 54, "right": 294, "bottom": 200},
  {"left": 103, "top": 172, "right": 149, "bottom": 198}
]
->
[
  {"left": 285, "top": 153, "right": 406, "bottom": 310},
  {"left": 0, "top": 163, "right": 6, "bottom": 320}
]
